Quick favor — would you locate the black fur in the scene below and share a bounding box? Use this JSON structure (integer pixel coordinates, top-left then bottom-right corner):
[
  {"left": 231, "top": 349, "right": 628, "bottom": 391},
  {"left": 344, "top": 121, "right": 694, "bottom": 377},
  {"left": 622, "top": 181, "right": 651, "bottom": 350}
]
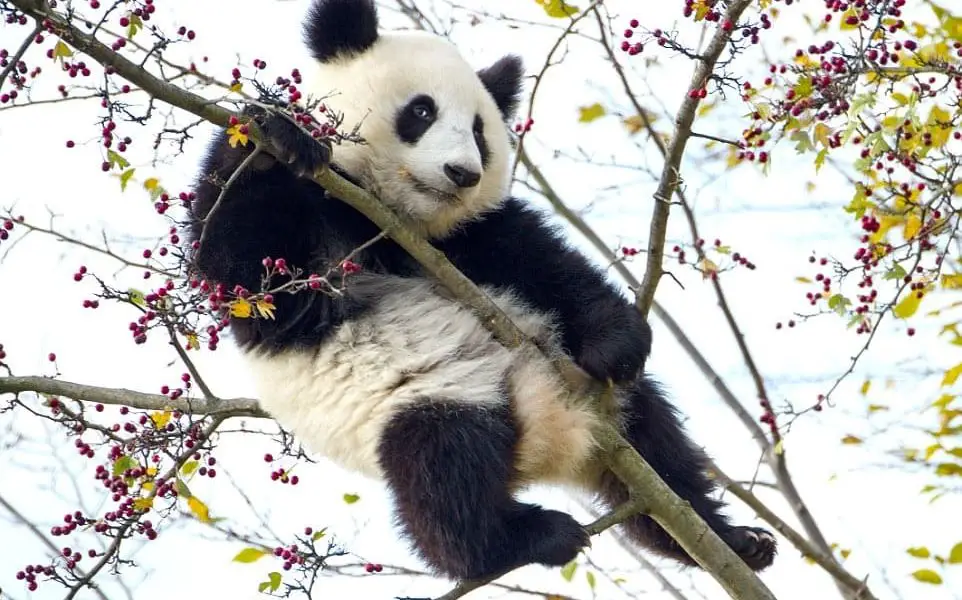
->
[
  {"left": 477, "top": 55, "right": 524, "bottom": 120},
  {"left": 437, "top": 198, "right": 650, "bottom": 384},
  {"left": 378, "top": 399, "right": 589, "bottom": 579},
  {"left": 304, "top": 0, "right": 379, "bottom": 62},
  {"left": 597, "top": 377, "right": 777, "bottom": 570}
]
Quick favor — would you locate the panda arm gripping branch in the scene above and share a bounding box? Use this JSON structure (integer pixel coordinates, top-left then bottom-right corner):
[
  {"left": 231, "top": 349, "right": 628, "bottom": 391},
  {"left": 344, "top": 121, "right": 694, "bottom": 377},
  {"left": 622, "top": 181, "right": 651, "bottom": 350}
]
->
[{"left": 188, "top": 0, "right": 777, "bottom": 586}]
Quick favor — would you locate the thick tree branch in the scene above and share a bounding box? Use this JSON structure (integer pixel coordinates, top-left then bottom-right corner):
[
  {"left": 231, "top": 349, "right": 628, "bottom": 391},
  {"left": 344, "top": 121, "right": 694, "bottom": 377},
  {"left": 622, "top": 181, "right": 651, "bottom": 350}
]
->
[
  {"left": 6, "top": 1, "right": 777, "bottom": 597},
  {"left": 636, "top": 0, "right": 754, "bottom": 317},
  {"left": 0, "top": 376, "right": 267, "bottom": 418}
]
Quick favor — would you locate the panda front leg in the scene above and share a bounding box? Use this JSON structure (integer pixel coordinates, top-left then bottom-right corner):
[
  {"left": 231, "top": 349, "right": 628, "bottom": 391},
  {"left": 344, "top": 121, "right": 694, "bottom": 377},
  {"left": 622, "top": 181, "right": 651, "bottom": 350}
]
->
[
  {"left": 377, "top": 399, "right": 590, "bottom": 580},
  {"left": 594, "top": 376, "right": 778, "bottom": 571}
]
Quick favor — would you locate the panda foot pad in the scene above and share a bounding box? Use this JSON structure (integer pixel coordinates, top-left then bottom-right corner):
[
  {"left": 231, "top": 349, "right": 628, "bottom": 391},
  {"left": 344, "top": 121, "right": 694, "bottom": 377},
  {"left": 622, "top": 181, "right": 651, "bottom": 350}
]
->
[{"left": 727, "top": 526, "right": 777, "bottom": 571}]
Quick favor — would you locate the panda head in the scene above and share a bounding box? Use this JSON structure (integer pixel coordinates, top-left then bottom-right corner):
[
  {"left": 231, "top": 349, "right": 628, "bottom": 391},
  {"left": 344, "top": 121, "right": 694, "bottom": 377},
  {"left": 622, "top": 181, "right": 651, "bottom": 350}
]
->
[{"left": 303, "top": 0, "right": 523, "bottom": 237}]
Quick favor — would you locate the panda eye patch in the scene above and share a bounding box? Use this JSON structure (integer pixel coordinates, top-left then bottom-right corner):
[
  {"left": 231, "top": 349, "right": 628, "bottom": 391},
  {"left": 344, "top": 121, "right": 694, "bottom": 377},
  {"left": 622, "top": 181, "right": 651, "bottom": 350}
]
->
[
  {"left": 474, "top": 114, "right": 490, "bottom": 167},
  {"left": 396, "top": 94, "right": 437, "bottom": 144}
]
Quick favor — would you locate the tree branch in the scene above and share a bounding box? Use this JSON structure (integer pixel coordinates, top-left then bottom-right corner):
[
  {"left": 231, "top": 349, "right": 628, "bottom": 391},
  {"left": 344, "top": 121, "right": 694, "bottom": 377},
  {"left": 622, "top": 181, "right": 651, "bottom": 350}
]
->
[
  {"left": 636, "top": 0, "right": 755, "bottom": 317},
  {"left": 0, "top": 376, "right": 266, "bottom": 418}
]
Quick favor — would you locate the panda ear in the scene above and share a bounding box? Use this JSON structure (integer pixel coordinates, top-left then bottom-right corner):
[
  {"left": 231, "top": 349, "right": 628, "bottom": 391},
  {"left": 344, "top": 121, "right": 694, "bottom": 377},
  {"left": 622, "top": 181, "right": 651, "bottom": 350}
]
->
[
  {"left": 478, "top": 55, "right": 524, "bottom": 122},
  {"left": 304, "top": 0, "right": 380, "bottom": 62}
]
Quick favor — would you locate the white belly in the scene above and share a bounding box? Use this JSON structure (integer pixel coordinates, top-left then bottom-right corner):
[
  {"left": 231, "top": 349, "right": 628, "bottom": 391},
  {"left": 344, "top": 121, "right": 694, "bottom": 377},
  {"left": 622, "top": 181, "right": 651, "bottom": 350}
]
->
[{"left": 246, "top": 278, "right": 599, "bottom": 484}]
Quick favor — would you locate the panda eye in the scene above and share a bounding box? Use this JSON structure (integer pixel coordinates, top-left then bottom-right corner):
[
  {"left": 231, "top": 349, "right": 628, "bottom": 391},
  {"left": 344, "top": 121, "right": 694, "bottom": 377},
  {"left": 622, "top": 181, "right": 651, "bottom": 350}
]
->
[{"left": 411, "top": 103, "right": 434, "bottom": 121}]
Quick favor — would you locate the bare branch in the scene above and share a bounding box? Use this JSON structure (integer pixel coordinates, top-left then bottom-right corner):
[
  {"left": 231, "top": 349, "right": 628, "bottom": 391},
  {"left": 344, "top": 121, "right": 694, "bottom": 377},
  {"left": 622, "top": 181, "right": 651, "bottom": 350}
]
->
[
  {"left": 0, "top": 375, "right": 266, "bottom": 418},
  {"left": 635, "top": 0, "right": 755, "bottom": 317}
]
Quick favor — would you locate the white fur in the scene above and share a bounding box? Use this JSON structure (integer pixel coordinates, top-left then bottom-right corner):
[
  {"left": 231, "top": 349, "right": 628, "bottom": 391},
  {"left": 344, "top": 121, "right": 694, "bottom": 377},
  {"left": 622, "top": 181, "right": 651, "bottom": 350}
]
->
[
  {"left": 246, "top": 279, "right": 598, "bottom": 483},
  {"left": 306, "top": 32, "right": 512, "bottom": 238}
]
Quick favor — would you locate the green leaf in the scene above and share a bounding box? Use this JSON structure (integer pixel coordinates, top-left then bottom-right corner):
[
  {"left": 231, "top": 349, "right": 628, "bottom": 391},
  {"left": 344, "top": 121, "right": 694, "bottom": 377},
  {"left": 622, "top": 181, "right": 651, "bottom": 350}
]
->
[
  {"left": 948, "top": 542, "right": 962, "bottom": 564},
  {"left": 312, "top": 529, "right": 327, "bottom": 541},
  {"left": 112, "top": 455, "right": 136, "bottom": 476},
  {"left": 233, "top": 547, "right": 268, "bottom": 563},
  {"left": 119, "top": 168, "right": 136, "bottom": 191},
  {"left": 814, "top": 148, "right": 828, "bottom": 173},
  {"left": 791, "top": 130, "right": 815, "bottom": 153},
  {"left": 176, "top": 478, "right": 192, "bottom": 499},
  {"left": 128, "top": 288, "right": 146, "bottom": 308},
  {"left": 908, "top": 546, "right": 931, "bottom": 558},
  {"left": 911, "top": 569, "right": 943, "bottom": 584},
  {"left": 258, "top": 572, "right": 282, "bottom": 593},
  {"left": 180, "top": 460, "right": 198, "bottom": 476},
  {"left": 585, "top": 570, "right": 596, "bottom": 589},
  {"left": 560, "top": 559, "right": 577, "bottom": 581},
  {"left": 342, "top": 493, "right": 360, "bottom": 504},
  {"left": 884, "top": 264, "right": 908, "bottom": 281},
  {"left": 106, "top": 149, "right": 129, "bottom": 170},
  {"left": 577, "top": 103, "right": 606, "bottom": 123}
]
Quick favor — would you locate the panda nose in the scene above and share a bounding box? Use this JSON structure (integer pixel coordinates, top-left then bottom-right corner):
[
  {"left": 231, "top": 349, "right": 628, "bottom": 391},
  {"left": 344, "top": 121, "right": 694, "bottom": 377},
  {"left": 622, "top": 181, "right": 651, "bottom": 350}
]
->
[{"left": 443, "top": 163, "right": 482, "bottom": 188}]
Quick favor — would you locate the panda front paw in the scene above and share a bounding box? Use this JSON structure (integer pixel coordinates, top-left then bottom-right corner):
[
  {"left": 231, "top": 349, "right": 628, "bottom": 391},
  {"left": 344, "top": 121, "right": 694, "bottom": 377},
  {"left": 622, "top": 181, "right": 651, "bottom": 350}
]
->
[
  {"left": 576, "top": 304, "right": 651, "bottom": 384},
  {"left": 244, "top": 105, "right": 332, "bottom": 179}
]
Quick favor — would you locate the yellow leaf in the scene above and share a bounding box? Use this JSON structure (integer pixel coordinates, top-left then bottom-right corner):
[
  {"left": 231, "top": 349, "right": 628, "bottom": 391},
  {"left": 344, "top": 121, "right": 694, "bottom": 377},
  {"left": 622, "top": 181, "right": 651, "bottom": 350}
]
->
[
  {"left": 143, "top": 177, "right": 159, "bottom": 191},
  {"left": 941, "top": 274, "right": 962, "bottom": 289},
  {"left": 230, "top": 298, "right": 253, "bottom": 318},
  {"left": 841, "top": 435, "right": 862, "bottom": 445},
  {"left": 537, "top": 0, "right": 580, "bottom": 19},
  {"left": 867, "top": 404, "right": 889, "bottom": 413},
  {"left": 255, "top": 298, "right": 276, "bottom": 320},
  {"left": 949, "top": 542, "right": 962, "bottom": 564},
  {"left": 150, "top": 410, "right": 171, "bottom": 429},
  {"left": 839, "top": 8, "right": 859, "bottom": 30},
  {"left": 577, "top": 103, "right": 605, "bottom": 123},
  {"left": 860, "top": 380, "right": 871, "bottom": 396},
  {"left": 926, "top": 105, "right": 952, "bottom": 147},
  {"left": 188, "top": 496, "right": 212, "bottom": 523},
  {"left": 226, "top": 124, "right": 249, "bottom": 148},
  {"left": 53, "top": 40, "right": 73, "bottom": 60},
  {"left": 904, "top": 214, "right": 922, "bottom": 240},
  {"left": 942, "top": 363, "right": 962, "bottom": 387},
  {"left": 229, "top": 82, "right": 244, "bottom": 93},
  {"left": 697, "top": 100, "right": 717, "bottom": 117},
  {"left": 692, "top": 0, "right": 711, "bottom": 21},
  {"left": 907, "top": 546, "right": 931, "bottom": 558},
  {"left": 892, "top": 291, "right": 923, "bottom": 319},
  {"left": 133, "top": 497, "right": 154, "bottom": 512},
  {"left": 954, "top": 181, "right": 962, "bottom": 196},
  {"left": 623, "top": 111, "right": 658, "bottom": 134},
  {"left": 233, "top": 547, "right": 269, "bottom": 563},
  {"left": 814, "top": 123, "right": 831, "bottom": 148},
  {"left": 911, "top": 569, "right": 943, "bottom": 585},
  {"left": 699, "top": 258, "right": 718, "bottom": 279},
  {"left": 796, "top": 276, "right": 813, "bottom": 284},
  {"left": 870, "top": 214, "right": 902, "bottom": 244}
]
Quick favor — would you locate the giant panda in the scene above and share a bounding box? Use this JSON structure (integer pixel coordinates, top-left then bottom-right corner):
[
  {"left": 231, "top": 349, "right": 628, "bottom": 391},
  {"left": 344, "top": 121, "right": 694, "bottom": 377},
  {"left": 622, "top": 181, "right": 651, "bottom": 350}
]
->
[{"left": 187, "top": 0, "right": 777, "bottom": 581}]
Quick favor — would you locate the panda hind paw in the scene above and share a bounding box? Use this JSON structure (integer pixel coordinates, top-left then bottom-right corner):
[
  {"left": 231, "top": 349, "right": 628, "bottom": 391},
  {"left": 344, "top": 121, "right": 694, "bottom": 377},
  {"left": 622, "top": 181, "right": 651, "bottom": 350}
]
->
[{"left": 727, "top": 525, "right": 777, "bottom": 571}]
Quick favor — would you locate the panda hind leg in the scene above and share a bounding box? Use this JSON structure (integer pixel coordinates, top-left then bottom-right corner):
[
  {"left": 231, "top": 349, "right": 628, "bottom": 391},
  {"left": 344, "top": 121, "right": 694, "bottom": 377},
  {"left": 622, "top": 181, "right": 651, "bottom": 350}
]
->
[
  {"left": 377, "top": 398, "right": 589, "bottom": 581},
  {"left": 596, "top": 376, "right": 777, "bottom": 571}
]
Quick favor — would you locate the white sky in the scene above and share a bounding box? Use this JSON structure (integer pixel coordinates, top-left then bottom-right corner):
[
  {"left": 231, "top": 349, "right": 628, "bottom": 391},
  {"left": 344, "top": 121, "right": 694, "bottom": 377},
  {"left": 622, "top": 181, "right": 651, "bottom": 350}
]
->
[{"left": 1, "top": 1, "right": 960, "bottom": 599}]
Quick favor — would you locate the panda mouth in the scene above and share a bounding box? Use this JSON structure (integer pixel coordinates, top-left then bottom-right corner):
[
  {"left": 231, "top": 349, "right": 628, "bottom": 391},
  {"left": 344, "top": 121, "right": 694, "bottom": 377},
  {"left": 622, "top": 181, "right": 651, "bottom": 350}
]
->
[{"left": 410, "top": 177, "right": 459, "bottom": 203}]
